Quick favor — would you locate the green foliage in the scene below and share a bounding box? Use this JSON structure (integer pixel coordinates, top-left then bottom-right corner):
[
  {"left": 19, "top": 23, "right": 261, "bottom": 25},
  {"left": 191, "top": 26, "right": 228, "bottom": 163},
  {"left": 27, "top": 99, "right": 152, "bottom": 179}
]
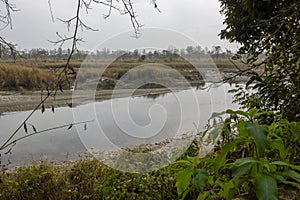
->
[
  {"left": 219, "top": 0, "right": 300, "bottom": 121},
  {"left": 244, "top": 122, "right": 268, "bottom": 157},
  {"left": 1, "top": 109, "right": 299, "bottom": 199},
  {"left": 255, "top": 173, "right": 278, "bottom": 200},
  {"left": 176, "top": 168, "right": 193, "bottom": 197},
  {"left": 171, "top": 156, "right": 208, "bottom": 200},
  {"left": 173, "top": 109, "right": 300, "bottom": 199},
  {"left": 0, "top": 160, "right": 177, "bottom": 200}
]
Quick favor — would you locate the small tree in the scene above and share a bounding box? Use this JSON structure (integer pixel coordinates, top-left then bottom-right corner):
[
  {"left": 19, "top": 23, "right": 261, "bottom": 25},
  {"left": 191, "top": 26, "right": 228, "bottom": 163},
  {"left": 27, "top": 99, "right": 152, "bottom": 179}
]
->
[{"left": 219, "top": 0, "right": 300, "bottom": 121}]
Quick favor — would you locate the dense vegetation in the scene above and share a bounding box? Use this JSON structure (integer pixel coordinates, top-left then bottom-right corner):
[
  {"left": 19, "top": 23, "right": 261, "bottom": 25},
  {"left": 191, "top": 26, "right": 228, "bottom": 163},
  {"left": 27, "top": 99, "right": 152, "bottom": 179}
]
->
[
  {"left": 172, "top": 109, "right": 300, "bottom": 199},
  {"left": 0, "top": 113, "right": 299, "bottom": 199},
  {"left": 170, "top": 0, "right": 300, "bottom": 199},
  {"left": 219, "top": 0, "right": 300, "bottom": 121},
  {"left": 0, "top": 160, "right": 177, "bottom": 200}
]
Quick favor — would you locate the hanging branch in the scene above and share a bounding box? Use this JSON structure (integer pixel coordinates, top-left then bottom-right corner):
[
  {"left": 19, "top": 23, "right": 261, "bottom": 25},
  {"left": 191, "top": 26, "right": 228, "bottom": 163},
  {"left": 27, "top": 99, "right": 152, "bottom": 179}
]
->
[
  {"left": 0, "top": 0, "right": 18, "bottom": 58},
  {"left": 121, "top": 0, "right": 142, "bottom": 37},
  {"left": 0, "top": 0, "right": 161, "bottom": 153},
  {"left": 0, "top": 0, "right": 18, "bottom": 29},
  {"left": 0, "top": 35, "right": 16, "bottom": 59},
  {"left": 0, "top": 0, "right": 83, "bottom": 152},
  {"left": 1, "top": 119, "right": 94, "bottom": 153},
  {"left": 221, "top": 59, "right": 264, "bottom": 83}
]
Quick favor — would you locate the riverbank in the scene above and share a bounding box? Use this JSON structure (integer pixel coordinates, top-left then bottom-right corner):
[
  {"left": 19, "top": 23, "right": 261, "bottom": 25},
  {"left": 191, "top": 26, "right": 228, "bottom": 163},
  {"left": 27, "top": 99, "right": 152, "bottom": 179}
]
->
[
  {"left": 0, "top": 75, "right": 249, "bottom": 115},
  {"left": 1, "top": 142, "right": 299, "bottom": 200},
  {"left": 0, "top": 88, "right": 175, "bottom": 114}
]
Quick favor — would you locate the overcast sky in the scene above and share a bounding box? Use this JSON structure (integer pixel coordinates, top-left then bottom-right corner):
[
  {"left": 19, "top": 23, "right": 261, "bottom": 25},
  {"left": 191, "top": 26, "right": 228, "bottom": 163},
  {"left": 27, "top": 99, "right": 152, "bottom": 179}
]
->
[{"left": 1, "top": 0, "right": 239, "bottom": 52}]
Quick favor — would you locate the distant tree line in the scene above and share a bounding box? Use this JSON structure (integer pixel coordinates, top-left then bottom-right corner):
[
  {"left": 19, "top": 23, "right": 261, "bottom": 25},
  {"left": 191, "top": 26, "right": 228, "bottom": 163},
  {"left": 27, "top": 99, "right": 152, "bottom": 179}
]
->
[{"left": 0, "top": 45, "right": 234, "bottom": 60}]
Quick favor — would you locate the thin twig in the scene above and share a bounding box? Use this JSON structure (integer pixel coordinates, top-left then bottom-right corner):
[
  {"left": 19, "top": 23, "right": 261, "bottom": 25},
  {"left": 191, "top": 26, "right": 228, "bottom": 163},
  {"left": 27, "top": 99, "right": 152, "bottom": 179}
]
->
[
  {"left": 1, "top": 0, "right": 157, "bottom": 153},
  {"left": 0, "top": 0, "right": 83, "bottom": 152},
  {"left": 1, "top": 119, "right": 94, "bottom": 151},
  {"left": 48, "top": 0, "right": 55, "bottom": 22}
]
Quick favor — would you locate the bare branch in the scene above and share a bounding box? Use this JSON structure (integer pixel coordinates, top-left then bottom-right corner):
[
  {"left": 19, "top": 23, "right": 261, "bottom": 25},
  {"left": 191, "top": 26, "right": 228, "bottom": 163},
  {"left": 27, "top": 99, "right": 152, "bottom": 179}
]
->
[
  {"left": 0, "top": 1, "right": 19, "bottom": 59},
  {"left": 1, "top": 0, "right": 160, "bottom": 154},
  {"left": 0, "top": 119, "right": 94, "bottom": 151},
  {"left": 102, "top": 0, "right": 113, "bottom": 19},
  {"left": 48, "top": 0, "right": 55, "bottom": 22},
  {"left": 121, "top": 0, "right": 142, "bottom": 37},
  {"left": 0, "top": 0, "right": 18, "bottom": 29},
  {"left": 0, "top": 0, "right": 84, "bottom": 153},
  {"left": 151, "top": 0, "right": 162, "bottom": 13},
  {"left": 0, "top": 35, "right": 17, "bottom": 59},
  {"left": 92, "top": 0, "right": 124, "bottom": 16}
]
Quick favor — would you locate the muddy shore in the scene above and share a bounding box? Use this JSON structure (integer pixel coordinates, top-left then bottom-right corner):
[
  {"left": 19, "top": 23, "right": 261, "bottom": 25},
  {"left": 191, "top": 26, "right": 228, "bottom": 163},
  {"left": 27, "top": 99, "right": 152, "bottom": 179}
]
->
[{"left": 0, "top": 88, "right": 175, "bottom": 114}]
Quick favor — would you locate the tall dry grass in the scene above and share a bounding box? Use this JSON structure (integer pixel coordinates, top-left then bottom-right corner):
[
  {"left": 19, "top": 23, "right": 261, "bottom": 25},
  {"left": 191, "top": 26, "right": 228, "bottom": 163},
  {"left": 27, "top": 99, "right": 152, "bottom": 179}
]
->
[
  {"left": 0, "top": 58, "right": 246, "bottom": 90},
  {"left": 0, "top": 64, "right": 56, "bottom": 90}
]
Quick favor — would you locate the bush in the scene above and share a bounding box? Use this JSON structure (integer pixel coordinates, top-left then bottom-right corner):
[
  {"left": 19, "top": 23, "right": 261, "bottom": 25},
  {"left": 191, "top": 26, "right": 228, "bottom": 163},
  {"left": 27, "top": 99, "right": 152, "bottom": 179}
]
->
[
  {"left": 172, "top": 109, "right": 300, "bottom": 199},
  {"left": 0, "top": 159, "right": 177, "bottom": 199}
]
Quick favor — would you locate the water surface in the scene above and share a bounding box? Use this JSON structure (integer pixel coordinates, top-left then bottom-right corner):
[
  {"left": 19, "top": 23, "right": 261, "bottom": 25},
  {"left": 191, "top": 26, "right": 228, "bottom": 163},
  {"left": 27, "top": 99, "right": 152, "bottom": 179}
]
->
[{"left": 0, "top": 83, "right": 239, "bottom": 166}]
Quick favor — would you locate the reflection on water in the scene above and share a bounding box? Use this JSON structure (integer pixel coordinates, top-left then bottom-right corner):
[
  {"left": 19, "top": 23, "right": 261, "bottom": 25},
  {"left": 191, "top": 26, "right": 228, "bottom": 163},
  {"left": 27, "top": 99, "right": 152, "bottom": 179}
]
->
[{"left": 0, "top": 83, "right": 238, "bottom": 166}]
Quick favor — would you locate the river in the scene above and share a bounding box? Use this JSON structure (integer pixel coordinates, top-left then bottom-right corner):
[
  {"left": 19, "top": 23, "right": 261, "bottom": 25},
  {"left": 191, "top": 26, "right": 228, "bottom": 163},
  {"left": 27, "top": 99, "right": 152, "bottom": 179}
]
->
[{"left": 0, "top": 83, "right": 239, "bottom": 167}]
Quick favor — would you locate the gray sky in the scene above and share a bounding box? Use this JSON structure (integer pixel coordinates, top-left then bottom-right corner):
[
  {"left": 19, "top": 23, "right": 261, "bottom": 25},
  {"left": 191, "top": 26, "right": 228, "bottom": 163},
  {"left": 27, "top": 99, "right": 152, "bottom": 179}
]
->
[{"left": 2, "top": 0, "right": 239, "bottom": 51}]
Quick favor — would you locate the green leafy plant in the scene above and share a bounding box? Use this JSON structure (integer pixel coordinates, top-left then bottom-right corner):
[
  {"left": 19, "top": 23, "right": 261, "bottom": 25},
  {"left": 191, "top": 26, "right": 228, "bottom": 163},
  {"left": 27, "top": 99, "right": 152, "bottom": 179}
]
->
[{"left": 173, "top": 109, "right": 300, "bottom": 199}]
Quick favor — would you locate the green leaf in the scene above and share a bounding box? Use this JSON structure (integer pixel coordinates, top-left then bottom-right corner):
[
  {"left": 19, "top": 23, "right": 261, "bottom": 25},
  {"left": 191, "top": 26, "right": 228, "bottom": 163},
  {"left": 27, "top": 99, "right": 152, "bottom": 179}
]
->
[
  {"left": 255, "top": 173, "right": 278, "bottom": 200},
  {"left": 280, "top": 170, "right": 300, "bottom": 183},
  {"left": 226, "top": 109, "right": 249, "bottom": 118},
  {"left": 230, "top": 157, "right": 257, "bottom": 167},
  {"left": 179, "top": 189, "right": 190, "bottom": 200},
  {"left": 205, "top": 124, "right": 223, "bottom": 145},
  {"left": 230, "top": 158, "right": 257, "bottom": 180},
  {"left": 270, "top": 161, "right": 300, "bottom": 171},
  {"left": 193, "top": 169, "right": 208, "bottom": 193},
  {"left": 270, "top": 161, "right": 289, "bottom": 166},
  {"left": 270, "top": 139, "right": 287, "bottom": 160},
  {"left": 218, "top": 180, "right": 235, "bottom": 199},
  {"left": 176, "top": 168, "right": 193, "bottom": 196},
  {"left": 214, "top": 137, "right": 245, "bottom": 172},
  {"left": 207, "top": 175, "right": 214, "bottom": 185},
  {"left": 263, "top": 162, "right": 277, "bottom": 173},
  {"left": 246, "top": 75, "right": 256, "bottom": 88},
  {"left": 237, "top": 121, "right": 248, "bottom": 137},
  {"left": 187, "top": 156, "right": 200, "bottom": 166},
  {"left": 245, "top": 122, "right": 268, "bottom": 157},
  {"left": 272, "top": 174, "right": 298, "bottom": 187},
  {"left": 172, "top": 160, "right": 192, "bottom": 168},
  {"left": 197, "top": 191, "right": 210, "bottom": 200},
  {"left": 248, "top": 108, "right": 259, "bottom": 118},
  {"left": 228, "top": 89, "right": 239, "bottom": 93},
  {"left": 232, "top": 162, "right": 255, "bottom": 180},
  {"left": 209, "top": 111, "right": 226, "bottom": 120}
]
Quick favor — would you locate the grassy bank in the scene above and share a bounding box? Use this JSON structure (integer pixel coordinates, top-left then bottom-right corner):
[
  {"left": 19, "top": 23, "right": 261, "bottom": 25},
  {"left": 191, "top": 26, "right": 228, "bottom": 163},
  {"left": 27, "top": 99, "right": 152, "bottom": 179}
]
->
[
  {"left": 0, "top": 58, "right": 248, "bottom": 91},
  {"left": 0, "top": 64, "right": 57, "bottom": 90},
  {"left": 0, "top": 135, "right": 299, "bottom": 200},
  {"left": 0, "top": 159, "right": 177, "bottom": 200}
]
